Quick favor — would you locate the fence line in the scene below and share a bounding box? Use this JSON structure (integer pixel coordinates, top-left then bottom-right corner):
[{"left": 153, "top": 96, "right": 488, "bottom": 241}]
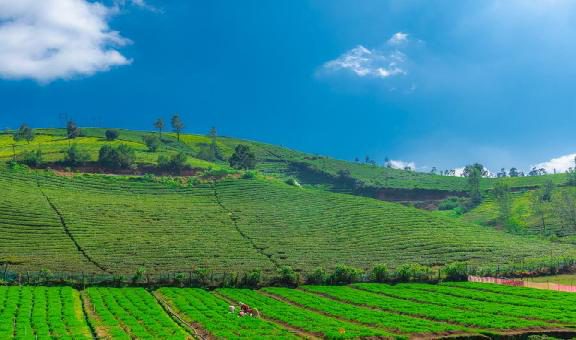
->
[{"left": 468, "top": 275, "right": 576, "bottom": 293}]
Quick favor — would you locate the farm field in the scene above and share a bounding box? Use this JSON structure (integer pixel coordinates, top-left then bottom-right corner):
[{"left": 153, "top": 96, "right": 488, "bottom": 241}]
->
[
  {"left": 1, "top": 283, "right": 575, "bottom": 339},
  {"left": 2, "top": 165, "right": 575, "bottom": 277}
]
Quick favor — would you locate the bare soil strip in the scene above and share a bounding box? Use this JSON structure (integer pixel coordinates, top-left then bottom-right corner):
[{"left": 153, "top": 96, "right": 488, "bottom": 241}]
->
[{"left": 80, "top": 291, "right": 110, "bottom": 339}]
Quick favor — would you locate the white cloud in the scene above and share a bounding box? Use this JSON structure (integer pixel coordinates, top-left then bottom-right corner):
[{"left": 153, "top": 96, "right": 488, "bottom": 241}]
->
[
  {"left": 533, "top": 153, "right": 576, "bottom": 173},
  {"left": 0, "top": 0, "right": 131, "bottom": 83},
  {"left": 388, "top": 32, "right": 408, "bottom": 45},
  {"left": 389, "top": 159, "right": 416, "bottom": 170},
  {"left": 115, "top": 0, "right": 160, "bottom": 13},
  {"left": 321, "top": 32, "right": 411, "bottom": 79}
]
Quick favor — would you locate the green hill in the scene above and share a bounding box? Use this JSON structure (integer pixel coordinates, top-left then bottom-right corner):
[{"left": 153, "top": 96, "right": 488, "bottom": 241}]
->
[
  {"left": 1, "top": 128, "right": 567, "bottom": 198},
  {"left": 2, "top": 164, "right": 574, "bottom": 279}
]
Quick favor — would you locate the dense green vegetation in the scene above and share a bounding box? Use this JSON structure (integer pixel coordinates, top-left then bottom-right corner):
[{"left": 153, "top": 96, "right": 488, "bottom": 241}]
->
[
  {"left": 0, "top": 286, "right": 92, "bottom": 339},
  {"left": 84, "top": 288, "right": 188, "bottom": 339}
]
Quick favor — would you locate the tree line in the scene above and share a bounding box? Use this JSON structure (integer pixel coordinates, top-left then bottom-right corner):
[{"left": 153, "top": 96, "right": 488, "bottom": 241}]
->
[{"left": 7, "top": 115, "right": 257, "bottom": 173}]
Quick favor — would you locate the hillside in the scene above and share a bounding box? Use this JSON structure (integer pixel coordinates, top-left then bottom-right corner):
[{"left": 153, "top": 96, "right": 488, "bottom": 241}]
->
[
  {"left": 2, "top": 165, "right": 575, "bottom": 279},
  {"left": 1, "top": 128, "right": 567, "bottom": 200}
]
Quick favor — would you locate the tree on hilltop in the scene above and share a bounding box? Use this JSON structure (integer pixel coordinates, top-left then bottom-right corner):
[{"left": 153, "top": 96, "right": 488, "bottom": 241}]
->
[
  {"left": 13, "top": 124, "right": 34, "bottom": 144},
  {"left": 463, "top": 163, "right": 485, "bottom": 208},
  {"left": 171, "top": 114, "right": 184, "bottom": 142},
  {"left": 154, "top": 118, "right": 164, "bottom": 139},
  {"left": 66, "top": 120, "right": 81, "bottom": 139}
]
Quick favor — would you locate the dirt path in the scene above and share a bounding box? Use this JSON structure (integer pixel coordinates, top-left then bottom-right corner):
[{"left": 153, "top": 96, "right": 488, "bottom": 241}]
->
[{"left": 153, "top": 291, "right": 211, "bottom": 340}]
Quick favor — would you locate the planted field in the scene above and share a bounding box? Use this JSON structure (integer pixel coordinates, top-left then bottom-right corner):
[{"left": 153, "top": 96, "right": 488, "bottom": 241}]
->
[
  {"left": 0, "top": 286, "right": 92, "bottom": 339},
  {"left": 217, "top": 288, "right": 395, "bottom": 339},
  {"left": 158, "top": 288, "right": 298, "bottom": 339},
  {"left": 2, "top": 166, "right": 576, "bottom": 276},
  {"left": 84, "top": 287, "right": 189, "bottom": 339}
]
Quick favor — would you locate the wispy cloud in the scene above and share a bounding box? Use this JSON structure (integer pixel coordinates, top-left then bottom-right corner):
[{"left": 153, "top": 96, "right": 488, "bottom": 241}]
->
[
  {"left": 0, "top": 0, "right": 132, "bottom": 83},
  {"left": 533, "top": 153, "right": 576, "bottom": 173},
  {"left": 115, "top": 0, "right": 161, "bottom": 13},
  {"left": 320, "top": 32, "right": 412, "bottom": 80}
]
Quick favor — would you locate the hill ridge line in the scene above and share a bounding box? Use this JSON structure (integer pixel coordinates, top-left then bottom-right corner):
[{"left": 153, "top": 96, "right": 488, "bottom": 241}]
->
[
  {"left": 211, "top": 181, "right": 280, "bottom": 270},
  {"left": 35, "top": 176, "right": 109, "bottom": 274}
]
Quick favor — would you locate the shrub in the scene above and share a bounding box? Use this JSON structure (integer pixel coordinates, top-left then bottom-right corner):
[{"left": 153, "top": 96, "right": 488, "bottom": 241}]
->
[
  {"left": 306, "top": 267, "right": 327, "bottom": 285},
  {"left": 394, "top": 263, "right": 433, "bottom": 282},
  {"left": 369, "top": 264, "right": 389, "bottom": 283},
  {"left": 13, "top": 124, "right": 34, "bottom": 143},
  {"left": 142, "top": 135, "right": 161, "bottom": 152},
  {"left": 242, "top": 171, "right": 257, "bottom": 179},
  {"left": 19, "top": 150, "right": 42, "bottom": 167},
  {"left": 443, "top": 262, "right": 469, "bottom": 281},
  {"left": 105, "top": 129, "right": 120, "bottom": 141},
  {"left": 438, "top": 197, "right": 463, "bottom": 211},
  {"left": 328, "top": 264, "right": 364, "bottom": 284},
  {"left": 240, "top": 270, "right": 261, "bottom": 288},
  {"left": 272, "top": 266, "right": 300, "bottom": 287},
  {"left": 64, "top": 145, "right": 90, "bottom": 166},
  {"left": 158, "top": 152, "right": 190, "bottom": 174},
  {"left": 98, "top": 144, "right": 136, "bottom": 169}
]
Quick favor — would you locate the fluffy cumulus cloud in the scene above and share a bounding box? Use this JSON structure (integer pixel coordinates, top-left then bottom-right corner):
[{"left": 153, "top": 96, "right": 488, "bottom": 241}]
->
[
  {"left": 0, "top": 0, "right": 132, "bottom": 83},
  {"left": 389, "top": 159, "right": 416, "bottom": 170},
  {"left": 320, "top": 32, "right": 411, "bottom": 79},
  {"left": 532, "top": 153, "right": 576, "bottom": 173}
]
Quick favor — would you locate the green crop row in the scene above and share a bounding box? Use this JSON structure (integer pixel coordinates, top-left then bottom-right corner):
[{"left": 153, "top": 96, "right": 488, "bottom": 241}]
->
[
  {"left": 158, "top": 288, "right": 297, "bottom": 339},
  {"left": 302, "top": 285, "right": 550, "bottom": 330},
  {"left": 0, "top": 286, "right": 92, "bottom": 339},
  {"left": 85, "top": 288, "right": 188, "bottom": 339}
]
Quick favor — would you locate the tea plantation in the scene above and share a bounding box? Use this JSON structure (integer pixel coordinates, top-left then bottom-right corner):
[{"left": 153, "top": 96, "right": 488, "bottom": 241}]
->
[
  {"left": 2, "top": 283, "right": 575, "bottom": 339},
  {"left": 2, "top": 165, "right": 575, "bottom": 277}
]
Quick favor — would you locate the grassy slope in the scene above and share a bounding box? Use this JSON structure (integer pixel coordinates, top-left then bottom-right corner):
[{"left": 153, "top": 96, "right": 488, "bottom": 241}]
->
[
  {"left": 2, "top": 166, "right": 575, "bottom": 275},
  {"left": 1, "top": 128, "right": 566, "bottom": 193}
]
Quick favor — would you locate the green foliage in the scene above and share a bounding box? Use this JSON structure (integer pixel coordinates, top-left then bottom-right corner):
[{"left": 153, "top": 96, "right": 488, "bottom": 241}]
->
[
  {"left": 142, "top": 134, "right": 161, "bottom": 152},
  {"left": 13, "top": 124, "right": 34, "bottom": 143},
  {"left": 98, "top": 144, "right": 136, "bottom": 169},
  {"left": 240, "top": 270, "right": 261, "bottom": 288},
  {"left": 328, "top": 264, "right": 364, "bottom": 284},
  {"left": 442, "top": 262, "right": 469, "bottom": 281},
  {"left": 306, "top": 267, "right": 327, "bottom": 284},
  {"left": 64, "top": 144, "right": 90, "bottom": 166},
  {"left": 369, "top": 264, "right": 389, "bottom": 283},
  {"left": 153, "top": 118, "right": 164, "bottom": 138},
  {"left": 104, "top": 129, "right": 120, "bottom": 141},
  {"left": 157, "top": 152, "right": 190, "bottom": 173},
  {"left": 229, "top": 144, "right": 257, "bottom": 170},
  {"left": 285, "top": 178, "right": 301, "bottom": 187},
  {"left": 272, "top": 266, "right": 300, "bottom": 287},
  {"left": 438, "top": 197, "right": 465, "bottom": 213},
  {"left": 493, "top": 182, "right": 512, "bottom": 226},
  {"left": 242, "top": 170, "right": 257, "bottom": 179},
  {"left": 18, "top": 149, "right": 42, "bottom": 167},
  {"left": 464, "top": 163, "right": 484, "bottom": 208},
  {"left": 395, "top": 263, "right": 433, "bottom": 282}
]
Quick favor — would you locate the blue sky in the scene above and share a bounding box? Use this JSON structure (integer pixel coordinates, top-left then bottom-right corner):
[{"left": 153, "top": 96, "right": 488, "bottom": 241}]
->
[{"left": 1, "top": 0, "right": 576, "bottom": 173}]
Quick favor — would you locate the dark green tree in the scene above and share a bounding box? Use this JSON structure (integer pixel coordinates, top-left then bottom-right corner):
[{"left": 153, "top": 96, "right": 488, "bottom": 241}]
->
[
  {"left": 509, "top": 167, "right": 519, "bottom": 177},
  {"left": 171, "top": 114, "right": 184, "bottom": 142},
  {"left": 229, "top": 144, "right": 256, "bottom": 170},
  {"left": 98, "top": 144, "right": 135, "bottom": 169},
  {"left": 463, "top": 163, "right": 485, "bottom": 207},
  {"left": 158, "top": 152, "right": 189, "bottom": 174},
  {"left": 105, "top": 129, "right": 120, "bottom": 141}
]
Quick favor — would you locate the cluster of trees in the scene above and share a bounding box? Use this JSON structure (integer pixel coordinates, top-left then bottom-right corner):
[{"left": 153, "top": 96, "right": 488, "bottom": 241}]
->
[{"left": 7, "top": 116, "right": 258, "bottom": 173}]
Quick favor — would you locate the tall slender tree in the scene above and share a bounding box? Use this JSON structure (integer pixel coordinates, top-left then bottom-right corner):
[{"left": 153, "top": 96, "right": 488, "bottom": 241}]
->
[
  {"left": 171, "top": 114, "right": 184, "bottom": 142},
  {"left": 154, "top": 118, "right": 164, "bottom": 139}
]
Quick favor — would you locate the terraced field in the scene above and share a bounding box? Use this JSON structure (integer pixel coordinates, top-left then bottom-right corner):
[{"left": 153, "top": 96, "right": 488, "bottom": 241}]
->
[
  {"left": 2, "top": 283, "right": 571, "bottom": 339},
  {"left": 2, "top": 166, "right": 575, "bottom": 277}
]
